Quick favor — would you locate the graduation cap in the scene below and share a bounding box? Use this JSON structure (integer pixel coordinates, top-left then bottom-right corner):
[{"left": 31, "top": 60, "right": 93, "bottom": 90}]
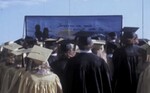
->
[
  {"left": 3, "top": 43, "right": 22, "bottom": 51},
  {"left": 57, "top": 39, "right": 74, "bottom": 44},
  {"left": 44, "top": 38, "right": 57, "bottom": 48},
  {"left": 108, "top": 32, "right": 117, "bottom": 39},
  {"left": 24, "top": 36, "right": 37, "bottom": 48},
  {"left": 141, "top": 40, "right": 150, "bottom": 54},
  {"left": 27, "top": 45, "right": 53, "bottom": 64},
  {"left": 11, "top": 48, "right": 32, "bottom": 56},
  {"left": 92, "top": 34, "right": 106, "bottom": 40},
  {"left": 15, "top": 38, "right": 25, "bottom": 45},
  {"left": 74, "top": 31, "right": 98, "bottom": 46},
  {"left": 148, "top": 41, "right": 150, "bottom": 45},
  {"left": 92, "top": 39, "right": 106, "bottom": 45},
  {"left": 57, "top": 39, "right": 74, "bottom": 52},
  {"left": 56, "top": 38, "right": 64, "bottom": 43},
  {"left": 45, "top": 38, "right": 57, "bottom": 42},
  {"left": 36, "top": 41, "right": 43, "bottom": 47},
  {"left": 122, "top": 27, "right": 139, "bottom": 39}
]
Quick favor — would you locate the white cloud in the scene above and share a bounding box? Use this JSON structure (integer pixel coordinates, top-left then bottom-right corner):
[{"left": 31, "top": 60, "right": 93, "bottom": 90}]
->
[{"left": 0, "top": 0, "right": 48, "bottom": 9}]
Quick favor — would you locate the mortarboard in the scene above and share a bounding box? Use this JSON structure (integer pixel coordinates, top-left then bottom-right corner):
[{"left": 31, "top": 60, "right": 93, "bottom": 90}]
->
[
  {"left": 138, "top": 39, "right": 149, "bottom": 46},
  {"left": 36, "top": 41, "right": 43, "bottom": 47},
  {"left": 44, "top": 38, "right": 57, "bottom": 48},
  {"left": 74, "top": 31, "right": 98, "bottom": 46},
  {"left": 15, "top": 38, "right": 25, "bottom": 45},
  {"left": 122, "top": 27, "right": 139, "bottom": 39},
  {"left": 57, "top": 39, "right": 74, "bottom": 44},
  {"left": 11, "top": 48, "right": 32, "bottom": 56},
  {"left": 148, "top": 41, "right": 150, "bottom": 45},
  {"left": 92, "top": 39, "right": 106, "bottom": 45},
  {"left": 45, "top": 38, "right": 57, "bottom": 42},
  {"left": 108, "top": 32, "right": 117, "bottom": 39},
  {"left": 27, "top": 45, "right": 53, "bottom": 64},
  {"left": 56, "top": 38, "right": 64, "bottom": 43},
  {"left": 4, "top": 41, "right": 14, "bottom": 45},
  {"left": 44, "top": 38, "right": 57, "bottom": 45},
  {"left": 3, "top": 43, "right": 22, "bottom": 51},
  {"left": 92, "top": 34, "right": 106, "bottom": 40},
  {"left": 141, "top": 40, "right": 150, "bottom": 54},
  {"left": 58, "top": 40, "right": 74, "bottom": 52}
]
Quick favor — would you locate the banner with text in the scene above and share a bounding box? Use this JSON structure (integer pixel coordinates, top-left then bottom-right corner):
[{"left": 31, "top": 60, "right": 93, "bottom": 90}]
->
[{"left": 25, "top": 16, "right": 122, "bottom": 39}]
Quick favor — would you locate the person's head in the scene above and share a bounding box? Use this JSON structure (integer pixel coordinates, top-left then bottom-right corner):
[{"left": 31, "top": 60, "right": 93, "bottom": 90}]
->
[
  {"left": 5, "top": 53, "right": 15, "bottom": 65},
  {"left": 121, "top": 27, "right": 139, "bottom": 45},
  {"left": 134, "top": 34, "right": 139, "bottom": 45},
  {"left": 77, "top": 36, "right": 93, "bottom": 51},
  {"left": 43, "top": 27, "right": 49, "bottom": 34},
  {"left": 35, "top": 24, "right": 41, "bottom": 31},
  {"left": 92, "top": 45, "right": 104, "bottom": 54},
  {"left": 92, "top": 39, "right": 106, "bottom": 55},
  {"left": 107, "top": 32, "right": 117, "bottom": 42},
  {"left": 74, "top": 31, "right": 99, "bottom": 51},
  {"left": 58, "top": 42, "right": 75, "bottom": 58}
]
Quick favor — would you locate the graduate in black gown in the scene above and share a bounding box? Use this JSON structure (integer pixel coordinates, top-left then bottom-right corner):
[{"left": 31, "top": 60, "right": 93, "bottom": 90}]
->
[
  {"left": 44, "top": 38, "right": 58, "bottom": 65},
  {"left": 112, "top": 27, "right": 146, "bottom": 93},
  {"left": 106, "top": 32, "right": 119, "bottom": 58},
  {"left": 50, "top": 40, "right": 76, "bottom": 90},
  {"left": 64, "top": 32, "right": 112, "bottom": 93}
]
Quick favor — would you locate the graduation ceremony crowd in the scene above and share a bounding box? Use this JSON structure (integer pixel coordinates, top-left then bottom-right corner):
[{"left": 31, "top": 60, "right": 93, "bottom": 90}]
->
[{"left": 0, "top": 25, "right": 150, "bottom": 93}]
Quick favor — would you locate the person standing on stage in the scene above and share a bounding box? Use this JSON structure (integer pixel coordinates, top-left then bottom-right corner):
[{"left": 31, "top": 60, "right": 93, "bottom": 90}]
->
[{"left": 34, "top": 24, "right": 42, "bottom": 41}]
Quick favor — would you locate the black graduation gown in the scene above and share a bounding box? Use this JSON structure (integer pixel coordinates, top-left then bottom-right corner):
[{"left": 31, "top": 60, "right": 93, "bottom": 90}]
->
[
  {"left": 112, "top": 45, "right": 146, "bottom": 93},
  {"left": 106, "top": 41, "right": 119, "bottom": 55},
  {"left": 50, "top": 57, "right": 68, "bottom": 90},
  {"left": 48, "top": 55, "right": 58, "bottom": 65},
  {"left": 64, "top": 53, "right": 112, "bottom": 93}
]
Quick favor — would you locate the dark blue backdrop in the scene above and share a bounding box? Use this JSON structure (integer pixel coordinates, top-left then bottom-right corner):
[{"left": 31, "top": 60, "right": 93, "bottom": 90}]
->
[{"left": 25, "top": 15, "right": 122, "bottom": 39}]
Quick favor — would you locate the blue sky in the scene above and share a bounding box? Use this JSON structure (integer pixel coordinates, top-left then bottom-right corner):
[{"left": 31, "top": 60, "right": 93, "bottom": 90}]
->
[{"left": 0, "top": 0, "right": 149, "bottom": 44}]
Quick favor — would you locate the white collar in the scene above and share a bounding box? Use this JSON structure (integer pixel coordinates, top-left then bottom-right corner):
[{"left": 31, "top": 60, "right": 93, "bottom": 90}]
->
[
  {"left": 110, "top": 40, "right": 116, "bottom": 43},
  {"left": 79, "top": 49, "right": 92, "bottom": 53},
  {"left": 51, "top": 53, "right": 57, "bottom": 56}
]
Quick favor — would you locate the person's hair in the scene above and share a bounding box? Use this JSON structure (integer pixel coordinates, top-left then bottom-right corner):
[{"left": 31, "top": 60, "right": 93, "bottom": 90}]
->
[
  {"left": 77, "top": 36, "right": 93, "bottom": 51},
  {"left": 121, "top": 37, "right": 135, "bottom": 45},
  {"left": 108, "top": 32, "right": 117, "bottom": 40},
  {"left": 78, "top": 43, "right": 93, "bottom": 51}
]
